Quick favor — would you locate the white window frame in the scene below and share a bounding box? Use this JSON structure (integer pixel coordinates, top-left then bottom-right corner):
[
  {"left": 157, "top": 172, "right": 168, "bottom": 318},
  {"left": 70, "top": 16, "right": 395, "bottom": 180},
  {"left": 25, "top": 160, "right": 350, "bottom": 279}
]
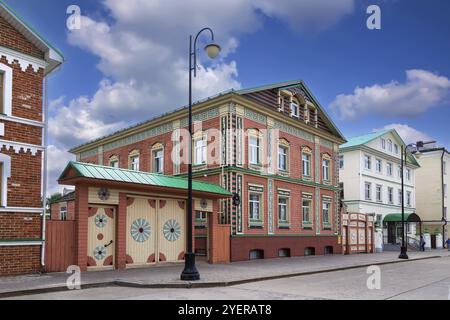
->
[
  {"left": 249, "top": 135, "right": 260, "bottom": 165},
  {"left": 376, "top": 184, "right": 382, "bottom": 202},
  {"left": 322, "top": 200, "right": 331, "bottom": 225},
  {"left": 290, "top": 101, "right": 299, "bottom": 118},
  {"left": 365, "top": 182, "right": 372, "bottom": 200},
  {"left": 339, "top": 155, "right": 344, "bottom": 169},
  {"left": 278, "top": 145, "right": 288, "bottom": 171},
  {"left": 387, "top": 162, "right": 393, "bottom": 176},
  {"left": 249, "top": 192, "right": 262, "bottom": 222},
  {"left": 364, "top": 155, "right": 371, "bottom": 170},
  {"left": 0, "top": 63, "right": 12, "bottom": 116},
  {"left": 388, "top": 187, "right": 394, "bottom": 204},
  {"left": 406, "top": 169, "right": 411, "bottom": 182},
  {"left": 0, "top": 154, "right": 11, "bottom": 207},
  {"left": 302, "top": 198, "right": 311, "bottom": 224},
  {"left": 398, "top": 189, "right": 402, "bottom": 205},
  {"left": 388, "top": 139, "right": 393, "bottom": 152},
  {"left": 194, "top": 134, "right": 207, "bottom": 165},
  {"left": 277, "top": 196, "right": 289, "bottom": 223},
  {"left": 302, "top": 150, "right": 311, "bottom": 177},
  {"left": 322, "top": 157, "right": 331, "bottom": 182},
  {"left": 129, "top": 151, "right": 140, "bottom": 171},
  {"left": 376, "top": 158, "right": 382, "bottom": 173},
  {"left": 406, "top": 191, "right": 412, "bottom": 207},
  {"left": 153, "top": 148, "right": 164, "bottom": 173},
  {"left": 60, "top": 206, "right": 67, "bottom": 221}
]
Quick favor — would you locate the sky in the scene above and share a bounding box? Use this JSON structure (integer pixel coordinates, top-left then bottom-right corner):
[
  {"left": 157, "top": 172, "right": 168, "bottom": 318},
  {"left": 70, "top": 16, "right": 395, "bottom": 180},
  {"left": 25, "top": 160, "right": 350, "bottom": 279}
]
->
[{"left": 4, "top": 0, "right": 450, "bottom": 194}]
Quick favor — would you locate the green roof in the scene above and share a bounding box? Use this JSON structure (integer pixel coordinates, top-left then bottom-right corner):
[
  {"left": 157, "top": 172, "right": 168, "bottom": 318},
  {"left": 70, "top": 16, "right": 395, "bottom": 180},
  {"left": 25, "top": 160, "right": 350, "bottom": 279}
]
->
[
  {"left": 59, "top": 162, "right": 232, "bottom": 197},
  {"left": 340, "top": 130, "right": 390, "bottom": 149},
  {"left": 383, "top": 213, "right": 421, "bottom": 222}
]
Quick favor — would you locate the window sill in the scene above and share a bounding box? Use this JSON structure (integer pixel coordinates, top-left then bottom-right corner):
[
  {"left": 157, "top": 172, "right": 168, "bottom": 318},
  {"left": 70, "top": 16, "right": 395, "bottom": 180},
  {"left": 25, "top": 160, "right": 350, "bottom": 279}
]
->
[{"left": 249, "top": 225, "right": 264, "bottom": 229}]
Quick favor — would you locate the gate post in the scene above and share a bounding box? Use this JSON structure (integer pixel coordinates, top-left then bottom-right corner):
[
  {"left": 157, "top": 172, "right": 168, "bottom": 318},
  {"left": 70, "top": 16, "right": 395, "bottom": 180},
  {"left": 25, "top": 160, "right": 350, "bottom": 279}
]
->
[
  {"left": 75, "top": 185, "right": 89, "bottom": 271},
  {"left": 115, "top": 192, "right": 127, "bottom": 269}
]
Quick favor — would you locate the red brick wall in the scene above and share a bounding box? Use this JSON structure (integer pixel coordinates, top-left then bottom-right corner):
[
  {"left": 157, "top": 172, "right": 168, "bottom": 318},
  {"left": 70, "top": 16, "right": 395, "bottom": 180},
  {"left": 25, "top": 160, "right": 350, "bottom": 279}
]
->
[
  {"left": 0, "top": 16, "right": 45, "bottom": 59},
  {"left": 230, "top": 235, "right": 341, "bottom": 262},
  {"left": 0, "top": 246, "right": 41, "bottom": 276},
  {"left": 0, "top": 213, "right": 41, "bottom": 239},
  {"left": 50, "top": 201, "right": 76, "bottom": 221}
]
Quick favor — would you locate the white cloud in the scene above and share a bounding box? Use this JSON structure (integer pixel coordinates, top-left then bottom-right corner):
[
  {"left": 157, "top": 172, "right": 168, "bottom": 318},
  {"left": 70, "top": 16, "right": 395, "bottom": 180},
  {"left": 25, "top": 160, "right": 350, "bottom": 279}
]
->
[
  {"left": 46, "top": 145, "right": 76, "bottom": 195},
  {"left": 374, "top": 123, "right": 433, "bottom": 145},
  {"left": 330, "top": 69, "right": 450, "bottom": 120},
  {"left": 47, "top": 0, "right": 358, "bottom": 194}
]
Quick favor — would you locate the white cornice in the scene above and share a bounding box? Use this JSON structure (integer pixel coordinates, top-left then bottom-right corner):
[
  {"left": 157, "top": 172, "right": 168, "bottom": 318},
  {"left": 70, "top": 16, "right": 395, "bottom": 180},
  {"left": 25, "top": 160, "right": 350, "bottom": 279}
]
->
[
  {"left": 0, "top": 139, "right": 44, "bottom": 155},
  {"left": 0, "top": 114, "right": 45, "bottom": 128},
  {"left": 0, "top": 241, "right": 43, "bottom": 246},
  {"left": 0, "top": 207, "right": 43, "bottom": 213},
  {"left": 0, "top": 45, "right": 47, "bottom": 72}
]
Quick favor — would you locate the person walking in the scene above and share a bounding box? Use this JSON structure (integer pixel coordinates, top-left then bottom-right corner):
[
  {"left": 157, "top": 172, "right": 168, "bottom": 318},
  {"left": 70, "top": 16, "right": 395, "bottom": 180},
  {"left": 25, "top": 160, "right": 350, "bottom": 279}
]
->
[
  {"left": 420, "top": 235, "right": 426, "bottom": 252},
  {"left": 445, "top": 238, "right": 450, "bottom": 251}
]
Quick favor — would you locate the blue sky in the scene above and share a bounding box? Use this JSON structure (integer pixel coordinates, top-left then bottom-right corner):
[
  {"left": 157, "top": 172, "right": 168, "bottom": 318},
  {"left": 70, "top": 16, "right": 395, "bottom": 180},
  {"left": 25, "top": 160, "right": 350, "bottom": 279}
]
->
[{"left": 4, "top": 0, "right": 450, "bottom": 193}]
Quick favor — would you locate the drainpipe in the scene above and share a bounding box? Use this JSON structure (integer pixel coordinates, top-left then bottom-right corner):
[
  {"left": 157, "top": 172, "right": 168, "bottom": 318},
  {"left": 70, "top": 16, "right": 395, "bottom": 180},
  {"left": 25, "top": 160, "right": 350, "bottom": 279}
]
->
[
  {"left": 442, "top": 149, "right": 447, "bottom": 247},
  {"left": 40, "top": 76, "right": 49, "bottom": 272}
]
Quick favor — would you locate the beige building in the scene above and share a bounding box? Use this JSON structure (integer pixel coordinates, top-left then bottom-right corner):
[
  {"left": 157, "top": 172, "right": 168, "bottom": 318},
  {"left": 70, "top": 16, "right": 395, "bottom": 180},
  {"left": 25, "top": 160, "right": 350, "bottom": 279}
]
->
[{"left": 414, "top": 146, "right": 449, "bottom": 247}]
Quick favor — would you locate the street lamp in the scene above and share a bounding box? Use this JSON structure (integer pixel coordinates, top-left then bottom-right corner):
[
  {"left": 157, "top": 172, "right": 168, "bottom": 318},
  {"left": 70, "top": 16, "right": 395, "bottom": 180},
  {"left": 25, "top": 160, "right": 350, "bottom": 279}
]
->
[
  {"left": 399, "top": 142, "right": 417, "bottom": 259},
  {"left": 181, "top": 28, "right": 221, "bottom": 281}
]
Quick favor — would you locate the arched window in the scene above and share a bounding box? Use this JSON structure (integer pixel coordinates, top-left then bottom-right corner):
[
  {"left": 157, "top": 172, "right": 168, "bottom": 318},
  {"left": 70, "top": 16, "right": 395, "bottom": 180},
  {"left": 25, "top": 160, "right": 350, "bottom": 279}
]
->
[
  {"left": 302, "top": 146, "right": 312, "bottom": 178},
  {"left": 278, "top": 138, "right": 289, "bottom": 172},
  {"left": 109, "top": 155, "right": 119, "bottom": 168},
  {"left": 128, "top": 149, "right": 140, "bottom": 171},
  {"left": 322, "top": 153, "right": 332, "bottom": 183}
]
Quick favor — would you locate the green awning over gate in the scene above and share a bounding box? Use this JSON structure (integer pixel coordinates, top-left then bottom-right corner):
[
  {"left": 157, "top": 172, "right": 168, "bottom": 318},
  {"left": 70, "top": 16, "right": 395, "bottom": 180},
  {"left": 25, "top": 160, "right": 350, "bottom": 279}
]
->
[
  {"left": 383, "top": 213, "right": 421, "bottom": 222},
  {"left": 58, "top": 161, "right": 232, "bottom": 197}
]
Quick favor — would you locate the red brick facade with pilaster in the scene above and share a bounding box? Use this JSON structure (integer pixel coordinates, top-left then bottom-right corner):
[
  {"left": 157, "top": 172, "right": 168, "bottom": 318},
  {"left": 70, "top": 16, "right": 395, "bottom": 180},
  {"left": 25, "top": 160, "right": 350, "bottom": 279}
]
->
[
  {"left": 74, "top": 85, "right": 343, "bottom": 262},
  {"left": 0, "top": 15, "right": 47, "bottom": 276}
]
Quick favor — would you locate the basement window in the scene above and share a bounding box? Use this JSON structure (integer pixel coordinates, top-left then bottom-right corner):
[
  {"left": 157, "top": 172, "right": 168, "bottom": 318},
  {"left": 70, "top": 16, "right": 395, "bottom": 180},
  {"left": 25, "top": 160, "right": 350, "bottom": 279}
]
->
[{"left": 249, "top": 249, "right": 264, "bottom": 260}]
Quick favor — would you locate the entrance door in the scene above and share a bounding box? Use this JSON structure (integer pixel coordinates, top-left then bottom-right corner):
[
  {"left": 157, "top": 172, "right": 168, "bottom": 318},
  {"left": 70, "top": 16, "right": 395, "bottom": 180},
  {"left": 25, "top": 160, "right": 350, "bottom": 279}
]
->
[
  {"left": 126, "top": 197, "right": 157, "bottom": 266},
  {"left": 388, "top": 222, "right": 396, "bottom": 244},
  {"left": 87, "top": 207, "right": 115, "bottom": 269},
  {"left": 158, "top": 200, "right": 186, "bottom": 262}
]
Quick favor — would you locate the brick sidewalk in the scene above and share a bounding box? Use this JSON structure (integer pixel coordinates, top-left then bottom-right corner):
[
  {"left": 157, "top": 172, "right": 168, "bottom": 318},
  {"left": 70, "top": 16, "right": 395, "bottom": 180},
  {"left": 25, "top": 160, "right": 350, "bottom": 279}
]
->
[{"left": 0, "top": 250, "right": 448, "bottom": 298}]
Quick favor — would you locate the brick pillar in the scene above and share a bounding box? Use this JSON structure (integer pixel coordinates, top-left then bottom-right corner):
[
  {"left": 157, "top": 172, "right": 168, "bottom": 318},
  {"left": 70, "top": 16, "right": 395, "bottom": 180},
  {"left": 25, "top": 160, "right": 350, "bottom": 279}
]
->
[
  {"left": 116, "top": 192, "right": 127, "bottom": 269},
  {"left": 75, "top": 185, "right": 88, "bottom": 271}
]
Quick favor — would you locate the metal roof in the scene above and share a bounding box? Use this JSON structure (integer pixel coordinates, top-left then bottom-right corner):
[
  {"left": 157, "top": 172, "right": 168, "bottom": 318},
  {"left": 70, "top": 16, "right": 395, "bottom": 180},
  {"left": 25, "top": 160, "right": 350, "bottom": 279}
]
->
[
  {"left": 59, "top": 161, "right": 232, "bottom": 197},
  {"left": 340, "top": 130, "right": 390, "bottom": 149}
]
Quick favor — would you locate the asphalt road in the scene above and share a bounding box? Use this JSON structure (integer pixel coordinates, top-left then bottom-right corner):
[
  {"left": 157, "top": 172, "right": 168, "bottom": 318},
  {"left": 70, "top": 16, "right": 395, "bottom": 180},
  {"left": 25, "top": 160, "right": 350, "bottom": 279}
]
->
[{"left": 5, "top": 257, "right": 450, "bottom": 300}]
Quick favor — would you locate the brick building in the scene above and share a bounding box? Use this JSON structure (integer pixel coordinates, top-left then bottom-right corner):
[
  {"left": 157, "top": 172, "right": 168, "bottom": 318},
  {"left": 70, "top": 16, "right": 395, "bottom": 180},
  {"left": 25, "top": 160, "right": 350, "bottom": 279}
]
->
[
  {"left": 69, "top": 80, "right": 346, "bottom": 262},
  {"left": 0, "top": 1, "right": 63, "bottom": 275}
]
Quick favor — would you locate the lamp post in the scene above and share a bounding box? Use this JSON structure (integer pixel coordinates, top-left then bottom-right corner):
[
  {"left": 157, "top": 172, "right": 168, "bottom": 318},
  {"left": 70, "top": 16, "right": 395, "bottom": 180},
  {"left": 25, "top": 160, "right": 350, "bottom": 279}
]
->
[
  {"left": 181, "top": 28, "right": 221, "bottom": 281},
  {"left": 399, "top": 142, "right": 417, "bottom": 259}
]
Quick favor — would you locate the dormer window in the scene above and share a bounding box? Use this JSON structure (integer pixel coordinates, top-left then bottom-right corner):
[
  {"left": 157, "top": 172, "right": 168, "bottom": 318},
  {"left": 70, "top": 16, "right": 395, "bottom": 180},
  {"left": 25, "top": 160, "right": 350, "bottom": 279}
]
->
[{"left": 290, "top": 102, "right": 299, "bottom": 118}]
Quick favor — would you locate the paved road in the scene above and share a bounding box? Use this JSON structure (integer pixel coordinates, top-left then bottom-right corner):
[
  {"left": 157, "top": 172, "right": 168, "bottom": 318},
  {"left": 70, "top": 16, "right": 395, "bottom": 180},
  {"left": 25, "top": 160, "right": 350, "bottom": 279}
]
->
[{"left": 5, "top": 257, "right": 450, "bottom": 300}]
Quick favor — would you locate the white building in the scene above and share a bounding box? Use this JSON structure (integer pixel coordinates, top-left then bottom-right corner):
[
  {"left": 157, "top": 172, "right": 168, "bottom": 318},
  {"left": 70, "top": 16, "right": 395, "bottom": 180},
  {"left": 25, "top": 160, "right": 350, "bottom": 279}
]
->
[{"left": 339, "top": 129, "right": 421, "bottom": 251}]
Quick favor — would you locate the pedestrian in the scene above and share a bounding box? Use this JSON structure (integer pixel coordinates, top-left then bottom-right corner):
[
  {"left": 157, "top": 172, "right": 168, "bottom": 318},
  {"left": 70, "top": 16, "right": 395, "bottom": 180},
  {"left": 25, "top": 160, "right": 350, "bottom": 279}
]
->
[
  {"left": 420, "top": 235, "right": 426, "bottom": 252},
  {"left": 445, "top": 238, "right": 450, "bottom": 251}
]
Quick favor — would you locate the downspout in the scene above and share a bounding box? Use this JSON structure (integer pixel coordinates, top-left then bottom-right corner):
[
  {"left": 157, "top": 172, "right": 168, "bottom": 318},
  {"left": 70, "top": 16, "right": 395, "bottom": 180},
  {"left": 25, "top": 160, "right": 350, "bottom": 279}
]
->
[
  {"left": 40, "top": 75, "right": 49, "bottom": 272},
  {"left": 442, "top": 149, "right": 447, "bottom": 247}
]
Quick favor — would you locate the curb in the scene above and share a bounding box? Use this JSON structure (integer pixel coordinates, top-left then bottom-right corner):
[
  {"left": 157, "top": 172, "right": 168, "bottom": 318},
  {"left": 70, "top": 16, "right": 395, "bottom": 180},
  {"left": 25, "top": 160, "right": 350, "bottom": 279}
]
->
[{"left": 0, "top": 255, "right": 443, "bottom": 298}]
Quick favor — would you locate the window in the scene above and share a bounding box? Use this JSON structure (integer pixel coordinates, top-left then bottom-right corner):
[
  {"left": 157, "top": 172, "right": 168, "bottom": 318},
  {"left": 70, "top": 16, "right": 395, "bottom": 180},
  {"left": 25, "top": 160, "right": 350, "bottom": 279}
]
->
[
  {"left": 322, "top": 156, "right": 331, "bottom": 182},
  {"left": 278, "top": 197, "right": 289, "bottom": 223},
  {"left": 387, "top": 162, "right": 393, "bottom": 176},
  {"left": 381, "top": 138, "right": 386, "bottom": 149},
  {"left": 387, "top": 139, "right": 393, "bottom": 152},
  {"left": 322, "top": 200, "right": 331, "bottom": 224},
  {"left": 302, "top": 147, "right": 312, "bottom": 177},
  {"left": 406, "top": 191, "right": 412, "bottom": 207},
  {"left": 364, "top": 155, "right": 371, "bottom": 170},
  {"left": 376, "top": 159, "right": 382, "bottom": 173},
  {"left": 194, "top": 134, "right": 207, "bottom": 165},
  {"left": 290, "top": 102, "right": 299, "bottom": 117},
  {"left": 249, "top": 134, "right": 260, "bottom": 165},
  {"left": 339, "top": 155, "right": 344, "bottom": 169},
  {"left": 60, "top": 206, "right": 67, "bottom": 221},
  {"left": 394, "top": 144, "right": 399, "bottom": 154},
  {"left": 278, "top": 140, "right": 289, "bottom": 172},
  {"left": 153, "top": 148, "right": 164, "bottom": 173},
  {"left": 129, "top": 150, "right": 140, "bottom": 171},
  {"left": 0, "top": 154, "right": 11, "bottom": 207},
  {"left": 398, "top": 189, "right": 402, "bottom": 205},
  {"left": 376, "top": 184, "right": 382, "bottom": 202},
  {"left": 365, "top": 182, "right": 372, "bottom": 200},
  {"left": 388, "top": 187, "right": 393, "bottom": 204},
  {"left": 302, "top": 198, "right": 311, "bottom": 223},
  {"left": 249, "top": 193, "right": 262, "bottom": 221},
  {"left": 195, "top": 211, "right": 207, "bottom": 222},
  {"left": 109, "top": 155, "right": 119, "bottom": 168},
  {"left": 339, "top": 182, "right": 344, "bottom": 200},
  {"left": 0, "top": 71, "right": 4, "bottom": 114},
  {"left": 406, "top": 169, "right": 411, "bottom": 182},
  {"left": 0, "top": 64, "right": 12, "bottom": 116},
  {"left": 397, "top": 166, "right": 402, "bottom": 179}
]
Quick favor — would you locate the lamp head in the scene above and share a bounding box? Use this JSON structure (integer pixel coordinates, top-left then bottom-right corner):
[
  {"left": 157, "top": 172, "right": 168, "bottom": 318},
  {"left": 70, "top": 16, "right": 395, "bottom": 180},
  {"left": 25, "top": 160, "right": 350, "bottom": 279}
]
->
[{"left": 204, "top": 42, "right": 221, "bottom": 59}]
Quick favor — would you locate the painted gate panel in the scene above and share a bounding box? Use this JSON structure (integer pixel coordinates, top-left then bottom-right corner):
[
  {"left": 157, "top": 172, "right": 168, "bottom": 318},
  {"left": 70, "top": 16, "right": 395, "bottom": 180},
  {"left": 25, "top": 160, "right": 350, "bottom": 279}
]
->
[
  {"left": 158, "top": 200, "right": 186, "bottom": 262},
  {"left": 126, "top": 197, "right": 157, "bottom": 265},
  {"left": 87, "top": 207, "right": 115, "bottom": 269}
]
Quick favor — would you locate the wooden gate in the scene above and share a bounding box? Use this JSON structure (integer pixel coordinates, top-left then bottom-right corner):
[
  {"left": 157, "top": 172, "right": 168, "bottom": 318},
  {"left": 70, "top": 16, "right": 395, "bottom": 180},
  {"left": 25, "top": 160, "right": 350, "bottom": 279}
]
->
[
  {"left": 158, "top": 199, "right": 186, "bottom": 262},
  {"left": 45, "top": 220, "right": 75, "bottom": 272},
  {"left": 342, "top": 213, "right": 374, "bottom": 254},
  {"left": 87, "top": 206, "right": 115, "bottom": 270},
  {"left": 126, "top": 197, "right": 157, "bottom": 266}
]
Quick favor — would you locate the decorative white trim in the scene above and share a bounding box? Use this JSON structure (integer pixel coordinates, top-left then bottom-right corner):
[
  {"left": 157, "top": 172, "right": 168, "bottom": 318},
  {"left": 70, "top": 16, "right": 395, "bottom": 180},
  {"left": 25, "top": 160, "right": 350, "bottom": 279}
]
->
[
  {"left": 0, "top": 62, "right": 12, "bottom": 116},
  {"left": 0, "top": 207, "right": 43, "bottom": 213},
  {"left": 0, "top": 241, "right": 43, "bottom": 246},
  {"left": 0, "top": 46, "right": 47, "bottom": 73},
  {"left": 0, "top": 139, "right": 43, "bottom": 155},
  {"left": 0, "top": 153, "right": 11, "bottom": 207},
  {"left": 0, "top": 114, "right": 45, "bottom": 128}
]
